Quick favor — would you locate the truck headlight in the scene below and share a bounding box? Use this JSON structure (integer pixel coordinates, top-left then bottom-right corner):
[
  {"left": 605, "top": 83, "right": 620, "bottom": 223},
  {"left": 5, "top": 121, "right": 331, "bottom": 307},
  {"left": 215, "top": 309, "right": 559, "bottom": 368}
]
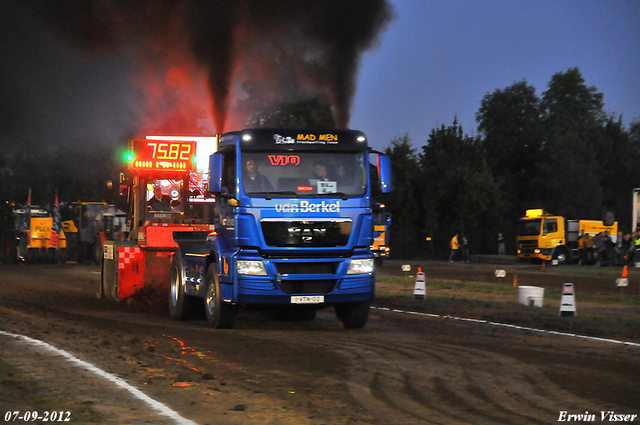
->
[
  {"left": 237, "top": 260, "right": 267, "bottom": 276},
  {"left": 347, "top": 258, "right": 374, "bottom": 274}
]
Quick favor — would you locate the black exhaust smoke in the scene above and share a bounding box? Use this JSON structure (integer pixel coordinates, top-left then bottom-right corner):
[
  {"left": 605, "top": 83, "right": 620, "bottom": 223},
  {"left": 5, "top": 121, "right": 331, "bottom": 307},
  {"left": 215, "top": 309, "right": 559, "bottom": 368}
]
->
[{"left": 32, "top": 0, "right": 394, "bottom": 133}]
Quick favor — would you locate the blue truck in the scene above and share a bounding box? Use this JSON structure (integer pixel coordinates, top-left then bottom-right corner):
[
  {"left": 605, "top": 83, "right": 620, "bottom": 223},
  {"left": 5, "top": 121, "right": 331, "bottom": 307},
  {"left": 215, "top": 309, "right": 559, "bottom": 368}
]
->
[{"left": 170, "top": 128, "right": 392, "bottom": 329}]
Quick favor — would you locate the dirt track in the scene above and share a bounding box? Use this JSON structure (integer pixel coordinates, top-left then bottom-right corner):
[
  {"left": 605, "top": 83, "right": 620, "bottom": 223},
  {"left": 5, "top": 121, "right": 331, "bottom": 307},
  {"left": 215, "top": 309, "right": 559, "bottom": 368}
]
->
[{"left": 1, "top": 261, "right": 639, "bottom": 424}]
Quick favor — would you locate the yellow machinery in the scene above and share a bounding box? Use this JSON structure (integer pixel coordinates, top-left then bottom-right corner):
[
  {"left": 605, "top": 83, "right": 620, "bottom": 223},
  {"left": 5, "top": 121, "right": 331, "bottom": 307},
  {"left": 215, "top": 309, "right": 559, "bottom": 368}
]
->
[{"left": 15, "top": 206, "right": 68, "bottom": 263}]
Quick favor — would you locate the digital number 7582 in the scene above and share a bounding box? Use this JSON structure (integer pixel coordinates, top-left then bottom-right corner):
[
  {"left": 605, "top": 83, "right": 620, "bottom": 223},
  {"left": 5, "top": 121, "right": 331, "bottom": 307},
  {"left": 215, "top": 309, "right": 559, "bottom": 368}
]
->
[{"left": 146, "top": 142, "right": 192, "bottom": 161}]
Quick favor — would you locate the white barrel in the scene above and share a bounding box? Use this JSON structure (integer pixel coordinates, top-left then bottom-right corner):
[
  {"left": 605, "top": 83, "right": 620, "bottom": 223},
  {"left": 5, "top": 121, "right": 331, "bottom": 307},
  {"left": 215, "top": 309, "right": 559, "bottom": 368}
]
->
[{"left": 517, "top": 286, "right": 544, "bottom": 307}]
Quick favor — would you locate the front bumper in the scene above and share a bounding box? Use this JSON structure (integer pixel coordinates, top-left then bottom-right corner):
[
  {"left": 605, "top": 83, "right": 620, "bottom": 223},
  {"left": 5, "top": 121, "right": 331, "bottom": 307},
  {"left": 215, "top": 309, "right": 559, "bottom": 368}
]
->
[{"left": 225, "top": 249, "right": 375, "bottom": 305}]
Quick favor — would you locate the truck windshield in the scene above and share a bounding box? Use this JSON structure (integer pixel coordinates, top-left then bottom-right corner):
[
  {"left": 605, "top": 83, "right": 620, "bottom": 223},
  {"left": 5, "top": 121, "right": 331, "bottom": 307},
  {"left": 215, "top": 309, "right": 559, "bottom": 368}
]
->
[
  {"left": 518, "top": 219, "right": 541, "bottom": 236},
  {"left": 240, "top": 151, "right": 367, "bottom": 197}
]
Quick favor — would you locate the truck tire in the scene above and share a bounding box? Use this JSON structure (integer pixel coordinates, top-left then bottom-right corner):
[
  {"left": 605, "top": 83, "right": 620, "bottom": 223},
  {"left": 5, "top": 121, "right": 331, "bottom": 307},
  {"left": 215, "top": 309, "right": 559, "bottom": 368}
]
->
[
  {"left": 335, "top": 302, "right": 370, "bottom": 329},
  {"left": 553, "top": 247, "right": 570, "bottom": 265},
  {"left": 204, "top": 264, "right": 238, "bottom": 329},
  {"left": 169, "top": 253, "right": 193, "bottom": 320}
]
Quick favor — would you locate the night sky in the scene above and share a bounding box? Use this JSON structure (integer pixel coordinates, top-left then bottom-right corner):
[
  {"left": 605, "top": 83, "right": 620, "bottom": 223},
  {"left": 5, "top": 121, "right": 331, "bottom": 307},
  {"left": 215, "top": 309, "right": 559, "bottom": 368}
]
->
[
  {"left": 351, "top": 0, "right": 640, "bottom": 150},
  {"left": 1, "top": 0, "right": 639, "bottom": 155}
]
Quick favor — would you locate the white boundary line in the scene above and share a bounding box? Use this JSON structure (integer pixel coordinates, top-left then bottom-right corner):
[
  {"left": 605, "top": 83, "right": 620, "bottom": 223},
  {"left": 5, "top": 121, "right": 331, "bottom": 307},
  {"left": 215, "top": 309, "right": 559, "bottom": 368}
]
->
[
  {"left": 0, "top": 330, "right": 198, "bottom": 425},
  {"left": 371, "top": 306, "right": 640, "bottom": 348}
]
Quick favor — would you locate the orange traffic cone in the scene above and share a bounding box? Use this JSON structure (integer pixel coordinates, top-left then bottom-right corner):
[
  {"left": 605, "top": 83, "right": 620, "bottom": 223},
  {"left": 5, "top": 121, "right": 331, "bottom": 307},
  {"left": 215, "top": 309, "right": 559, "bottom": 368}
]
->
[
  {"left": 622, "top": 265, "right": 628, "bottom": 278},
  {"left": 541, "top": 261, "right": 546, "bottom": 272},
  {"left": 418, "top": 267, "right": 423, "bottom": 273},
  {"left": 513, "top": 274, "right": 518, "bottom": 287}
]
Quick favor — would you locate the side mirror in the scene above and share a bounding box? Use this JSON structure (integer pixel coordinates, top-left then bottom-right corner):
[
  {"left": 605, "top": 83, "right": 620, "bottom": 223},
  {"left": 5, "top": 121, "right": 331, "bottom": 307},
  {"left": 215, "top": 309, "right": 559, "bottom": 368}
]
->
[
  {"left": 208, "top": 153, "right": 224, "bottom": 194},
  {"left": 377, "top": 155, "right": 393, "bottom": 194}
]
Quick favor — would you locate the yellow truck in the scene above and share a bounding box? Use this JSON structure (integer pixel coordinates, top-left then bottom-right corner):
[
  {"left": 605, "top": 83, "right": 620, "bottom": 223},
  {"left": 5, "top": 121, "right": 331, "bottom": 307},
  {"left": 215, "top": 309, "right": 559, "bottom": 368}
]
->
[{"left": 516, "top": 209, "right": 617, "bottom": 265}]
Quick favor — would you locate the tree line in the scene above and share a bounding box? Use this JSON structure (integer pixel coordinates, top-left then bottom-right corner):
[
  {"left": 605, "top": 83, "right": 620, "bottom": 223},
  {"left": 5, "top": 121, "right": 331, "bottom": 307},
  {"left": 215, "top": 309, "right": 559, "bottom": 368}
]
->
[{"left": 384, "top": 68, "right": 640, "bottom": 259}]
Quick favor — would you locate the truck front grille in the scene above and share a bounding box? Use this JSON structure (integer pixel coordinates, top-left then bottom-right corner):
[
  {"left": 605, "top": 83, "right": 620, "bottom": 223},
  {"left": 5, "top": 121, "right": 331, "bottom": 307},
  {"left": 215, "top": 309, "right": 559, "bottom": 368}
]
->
[
  {"left": 519, "top": 240, "right": 538, "bottom": 249},
  {"left": 275, "top": 262, "right": 339, "bottom": 275},
  {"left": 261, "top": 219, "right": 352, "bottom": 247}
]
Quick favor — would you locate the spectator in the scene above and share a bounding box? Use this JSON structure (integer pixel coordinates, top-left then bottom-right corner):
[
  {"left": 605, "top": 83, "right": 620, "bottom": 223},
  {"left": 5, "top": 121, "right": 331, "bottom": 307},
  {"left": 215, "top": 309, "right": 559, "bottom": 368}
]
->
[
  {"left": 614, "top": 231, "right": 625, "bottom": 266},
  {"left": 498, "top": 233, "right": 505, "bottom": 255},
  {"left": 578, "top": 231, "right": 586, "bottom": 265},
  {"left": 594, "top": 233, "right": 604, "bottom": 266},
  {"left": 621, "top": 233, "right": 632, "bottom": 266},
  {"left": 449, "top": 232, "right": 460, "bottom": 262},
  {"left": 584, "top": 233, "right": 595, "bottom": 265},
  {"left": 630, "top": 229, "right": 640, "bottom": 265},
  {"left": 603, "top": 231, "right": 614, "bottom": 266},
  {"left": 461, "top": 237, "right": 470, "bottom": 262}
]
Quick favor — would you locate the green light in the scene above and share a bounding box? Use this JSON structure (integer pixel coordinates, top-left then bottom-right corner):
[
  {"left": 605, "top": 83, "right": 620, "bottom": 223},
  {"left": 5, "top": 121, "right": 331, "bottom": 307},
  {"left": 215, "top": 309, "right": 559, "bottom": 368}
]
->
[{"left": 125, "top": 152, "right": 134, "bottom": 162}]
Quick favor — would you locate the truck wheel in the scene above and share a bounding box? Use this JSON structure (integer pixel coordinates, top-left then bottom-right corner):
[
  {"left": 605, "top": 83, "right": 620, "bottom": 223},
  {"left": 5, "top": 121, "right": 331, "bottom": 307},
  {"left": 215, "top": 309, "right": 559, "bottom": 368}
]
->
[
  {"left": 335, "top": 302, "right": 370, "bottom": 329},
  {"left": 553, "top": 248, "right": 570, "bottom": 265},
  {"left": 204, "top": 264, "right": 238, "bottom": 329},
  {"left": 100, "top": 255, "right": 117, "bottom": 300},
  {"left": 169, "top": 253, "right": 193, "bottom": 320}
]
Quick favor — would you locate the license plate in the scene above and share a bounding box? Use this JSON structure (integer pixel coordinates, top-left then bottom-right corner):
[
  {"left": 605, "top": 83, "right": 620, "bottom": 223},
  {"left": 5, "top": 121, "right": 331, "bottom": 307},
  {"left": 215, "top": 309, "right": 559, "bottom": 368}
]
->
[{"left": 291, "top": 295, "right": 324, "bottom": 304}]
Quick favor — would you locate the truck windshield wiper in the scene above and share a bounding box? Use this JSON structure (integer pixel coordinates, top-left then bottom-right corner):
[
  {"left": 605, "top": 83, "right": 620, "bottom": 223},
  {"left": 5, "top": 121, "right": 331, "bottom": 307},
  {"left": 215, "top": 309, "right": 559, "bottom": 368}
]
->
[
  {"left": 251, "top": 191, "right": 298, "bottom": 200},
  {"left": 313, "top": 192, "right": 349, "bottom": 200}
]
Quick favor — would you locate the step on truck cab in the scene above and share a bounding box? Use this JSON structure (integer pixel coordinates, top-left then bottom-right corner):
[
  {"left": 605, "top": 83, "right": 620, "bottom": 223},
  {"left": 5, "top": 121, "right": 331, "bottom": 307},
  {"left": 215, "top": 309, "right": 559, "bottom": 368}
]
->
[{"left": 171, "top": 128, "right": 393, "bottom": 329}]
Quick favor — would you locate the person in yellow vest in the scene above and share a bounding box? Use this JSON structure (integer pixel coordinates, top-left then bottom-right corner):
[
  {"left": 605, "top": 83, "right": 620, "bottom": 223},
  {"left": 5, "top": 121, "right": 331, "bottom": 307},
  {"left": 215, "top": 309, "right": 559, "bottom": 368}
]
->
[
  {"left": 632, "top": 229, "right": 640, "bottom": 265},
  {"left": 449, "top": 232, "right": 460, "bottom": 262},
  {"left": 583, "top": 233, "right": 594, "bottom": 265},
  {"left": 578, "top": 231, "right": 586, "bottom": 265}
]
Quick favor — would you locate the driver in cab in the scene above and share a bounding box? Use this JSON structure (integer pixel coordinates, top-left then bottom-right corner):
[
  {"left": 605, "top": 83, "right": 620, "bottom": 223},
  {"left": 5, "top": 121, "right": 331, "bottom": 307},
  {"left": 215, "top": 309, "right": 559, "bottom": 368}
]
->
[{"left": 148, "top": 186, "right": 172, "bottom": 211}]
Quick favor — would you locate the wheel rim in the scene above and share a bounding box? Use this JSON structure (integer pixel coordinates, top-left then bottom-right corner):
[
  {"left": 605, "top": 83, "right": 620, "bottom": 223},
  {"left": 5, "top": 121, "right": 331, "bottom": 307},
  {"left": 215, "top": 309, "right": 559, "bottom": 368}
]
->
[
  {"left": 170, "top": 268, "right": 179, "bottom": 307},
  {"left": 206, "top": 282, "right": 217, "bottom": 317}
]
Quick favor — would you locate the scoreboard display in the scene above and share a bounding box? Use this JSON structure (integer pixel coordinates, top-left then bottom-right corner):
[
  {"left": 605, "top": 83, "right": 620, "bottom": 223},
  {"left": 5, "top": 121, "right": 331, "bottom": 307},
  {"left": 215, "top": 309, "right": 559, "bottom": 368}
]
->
[{"left": 128, "top": 139, "right": 196, "bottom": 173}]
